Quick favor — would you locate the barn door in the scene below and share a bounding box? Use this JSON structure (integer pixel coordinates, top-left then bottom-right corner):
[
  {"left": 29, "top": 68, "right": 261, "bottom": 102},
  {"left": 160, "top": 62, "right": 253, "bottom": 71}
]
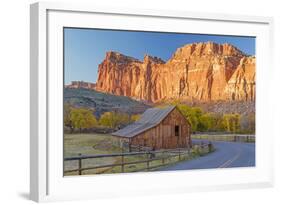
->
[{"left": 175, "top": 125, "right": 180, "bottom": 147}]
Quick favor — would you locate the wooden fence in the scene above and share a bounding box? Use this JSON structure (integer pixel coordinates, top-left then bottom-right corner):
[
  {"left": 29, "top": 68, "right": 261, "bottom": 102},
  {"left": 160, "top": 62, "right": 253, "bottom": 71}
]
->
[
  {"left": 128, "top": 144, "right": 153, "bottom": 152},
  {"left": 192, "top": 134, "right": 255, "bottom": 142},
  {"left": 64, "top": 142, "right": 213, "bottom": 175}
]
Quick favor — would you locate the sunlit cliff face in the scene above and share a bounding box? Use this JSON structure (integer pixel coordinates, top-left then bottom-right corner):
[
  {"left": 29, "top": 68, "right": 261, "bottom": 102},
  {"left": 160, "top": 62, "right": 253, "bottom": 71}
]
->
[{"left": 95, "top": 42, "right": 255, "bottom": 103}]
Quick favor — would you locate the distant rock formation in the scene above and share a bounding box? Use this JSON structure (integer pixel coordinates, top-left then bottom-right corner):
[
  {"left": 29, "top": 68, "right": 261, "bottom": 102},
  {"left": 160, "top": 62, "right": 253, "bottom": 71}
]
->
[
  {"left": 95, "top": 42, "right": 255, "bottom": 102},
  {"left": 66, "top": 81, "right": 96, "bottom": 90}
]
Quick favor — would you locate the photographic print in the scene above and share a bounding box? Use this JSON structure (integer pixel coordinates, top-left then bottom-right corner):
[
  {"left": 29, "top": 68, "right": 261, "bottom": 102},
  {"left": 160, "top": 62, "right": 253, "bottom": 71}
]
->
[{"left": 63, "top": 28, "right": 255, "bottom": 176}]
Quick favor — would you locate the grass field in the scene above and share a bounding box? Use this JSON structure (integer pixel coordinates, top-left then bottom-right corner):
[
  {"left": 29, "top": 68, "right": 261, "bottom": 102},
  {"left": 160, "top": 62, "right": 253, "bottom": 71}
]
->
[
  {"left": 64, "top": 133, "right": 206, "bottom": 176},
  {"left": 64, "top": 133, "right": 124, "bottom": 175}
]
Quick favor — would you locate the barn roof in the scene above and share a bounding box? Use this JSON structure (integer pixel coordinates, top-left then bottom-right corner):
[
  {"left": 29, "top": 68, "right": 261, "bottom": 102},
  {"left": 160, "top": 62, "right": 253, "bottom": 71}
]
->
[{"left": 112, "top": 106, "right": 176, "bottom": 138}]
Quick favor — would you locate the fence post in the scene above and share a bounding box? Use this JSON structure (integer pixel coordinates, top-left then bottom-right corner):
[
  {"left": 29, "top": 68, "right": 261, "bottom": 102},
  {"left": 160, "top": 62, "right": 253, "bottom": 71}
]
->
[
  {"left": 162, "top": 150, "right": 165, "bottom": 165},
  {"left": 187, "top": 144, "right": 191, "bottom": 156},
  {"left": 178, "top": 148, "right": 181, "bottom": 161},
  {"left": 208, "top": 142, "right": 212, "bottom": 153},
  {"left": 121, "top": 151, "right": 124, "bottom": 173},
  {"left": 128, "top": 139, "right": 132, "bottom": 152},
  {"left": 200, "top": 142, "right": 204, "bottom": 152},
  {"left": 78, "top": 153, "right": 82, "bottom": 175},
  {"left": 146, "top": 152, "right": 150, "bottom": 171}
]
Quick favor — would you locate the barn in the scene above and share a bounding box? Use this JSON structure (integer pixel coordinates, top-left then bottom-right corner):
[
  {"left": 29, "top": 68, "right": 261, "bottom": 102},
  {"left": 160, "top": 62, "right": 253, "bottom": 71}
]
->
[{"left": 112, "top": 106, "right": 191, "bottom": 150}]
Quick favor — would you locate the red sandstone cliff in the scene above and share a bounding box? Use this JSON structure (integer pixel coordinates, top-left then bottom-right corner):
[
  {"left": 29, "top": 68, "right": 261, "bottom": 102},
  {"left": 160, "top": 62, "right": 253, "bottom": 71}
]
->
[{"left": 95, "top": 42, "right": 255, "bottom": 103}]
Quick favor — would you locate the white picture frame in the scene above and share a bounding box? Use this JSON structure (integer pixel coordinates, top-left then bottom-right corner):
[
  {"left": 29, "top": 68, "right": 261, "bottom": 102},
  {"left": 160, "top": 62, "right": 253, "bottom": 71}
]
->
[{"left": 30, "top": 2, "right": 274, "bottom": 202}]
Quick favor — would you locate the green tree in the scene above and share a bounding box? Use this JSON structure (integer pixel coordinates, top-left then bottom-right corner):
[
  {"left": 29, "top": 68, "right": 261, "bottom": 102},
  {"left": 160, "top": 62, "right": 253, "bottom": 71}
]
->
[
  {"left": 157, "top": 103, "right": 246, "bottom": 133},
  {"left": 176, "top": 104, "right": 203, "bottom": 132},
  {"left": 192, "top": 107, "right": 203, "bottom": 118},
  {"left": 198, "top": 113, "right": 215, "bottom": 131},
  {"left": 210, "top": 113, "right": 224, "bottom": 131},
  {"left": 70, "top": 108, "right": 97, "bottom": 132}
]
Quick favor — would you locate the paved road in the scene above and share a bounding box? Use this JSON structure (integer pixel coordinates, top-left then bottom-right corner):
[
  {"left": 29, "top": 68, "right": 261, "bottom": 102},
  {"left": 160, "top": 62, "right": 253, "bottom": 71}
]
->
[{"left": 160, "top": 140, "right": 255, "bottom": 171}]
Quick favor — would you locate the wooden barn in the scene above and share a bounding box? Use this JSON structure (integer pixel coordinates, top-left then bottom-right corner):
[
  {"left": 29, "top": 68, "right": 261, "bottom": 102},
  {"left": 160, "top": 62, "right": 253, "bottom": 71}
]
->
[{"left": 112, "top": 106, "right": 191, "bottom": 150}]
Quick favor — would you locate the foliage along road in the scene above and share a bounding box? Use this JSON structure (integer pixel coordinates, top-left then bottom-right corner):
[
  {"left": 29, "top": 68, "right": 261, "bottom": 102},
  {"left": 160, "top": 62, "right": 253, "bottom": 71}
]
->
[{"left": 160, "top": 140, "right": 255, "bottom": 171}]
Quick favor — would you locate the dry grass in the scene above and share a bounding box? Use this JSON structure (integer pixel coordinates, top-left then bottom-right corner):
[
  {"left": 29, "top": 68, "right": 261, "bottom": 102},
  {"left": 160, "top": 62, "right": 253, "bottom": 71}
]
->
[{"left": 64, "top": 133, "right": 207, "bottom": 176}]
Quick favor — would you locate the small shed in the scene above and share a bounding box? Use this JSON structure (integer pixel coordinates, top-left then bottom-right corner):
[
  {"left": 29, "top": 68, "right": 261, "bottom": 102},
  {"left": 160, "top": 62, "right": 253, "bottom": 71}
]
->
[{"left": 112, "top": 106, "right": 191, "bottom": 150}]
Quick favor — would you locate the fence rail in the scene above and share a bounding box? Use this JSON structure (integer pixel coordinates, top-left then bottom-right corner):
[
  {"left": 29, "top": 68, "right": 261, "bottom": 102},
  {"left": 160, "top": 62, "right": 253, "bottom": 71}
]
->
[
  {"left": 64, "top": 143, "right": 213, "bottom": 175},
  {"left": 129, "top": 144, "right": 153, "bottom": 152},
  {"left": 192, "top": 134, "right": 255, "bottom": 142}
]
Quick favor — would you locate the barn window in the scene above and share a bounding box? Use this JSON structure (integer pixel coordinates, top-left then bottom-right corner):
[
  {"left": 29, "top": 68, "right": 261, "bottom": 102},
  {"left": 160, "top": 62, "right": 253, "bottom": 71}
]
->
[{"left": 175, "top": 125, "right": 179, "bottom": 136}]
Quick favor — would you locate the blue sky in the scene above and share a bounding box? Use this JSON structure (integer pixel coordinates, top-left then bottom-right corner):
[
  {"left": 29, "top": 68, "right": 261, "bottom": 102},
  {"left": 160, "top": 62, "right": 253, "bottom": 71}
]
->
[{"left": 64, "top": 28, "right": 255, "bottom": 84}]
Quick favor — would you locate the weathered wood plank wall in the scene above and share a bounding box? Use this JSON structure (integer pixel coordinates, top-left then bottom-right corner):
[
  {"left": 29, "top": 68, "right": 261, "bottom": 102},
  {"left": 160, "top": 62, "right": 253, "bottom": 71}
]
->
[{"left": 130, "top": 108, "right": 191, "bottom": 149}]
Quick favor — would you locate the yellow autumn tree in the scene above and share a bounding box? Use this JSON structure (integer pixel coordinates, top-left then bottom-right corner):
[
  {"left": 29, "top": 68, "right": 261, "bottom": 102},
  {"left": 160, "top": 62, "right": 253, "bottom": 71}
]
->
[
  {"left": 70, "top": 108, "right": 97, "bottom": 132},
  {"left": 222, "top": 114, "right": 241, "bottom": 133},
  {"left": 131, "top": 114, "right": 141, "bottom": 122},
  {"left": 99, "top": 112, "right": 130, "bottom": 128}
]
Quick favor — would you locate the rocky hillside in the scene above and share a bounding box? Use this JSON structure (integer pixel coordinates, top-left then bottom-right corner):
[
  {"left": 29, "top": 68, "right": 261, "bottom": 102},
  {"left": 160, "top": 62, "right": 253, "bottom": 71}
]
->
[
  {"left": 64, "top": 88, "right": 150, "bottom": 117},
  {"left": 95, "top": 42, "right": 255, "bottom": 103},
  {"left": 184, "top": 100, "right": 255, "bottom": 115}
]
